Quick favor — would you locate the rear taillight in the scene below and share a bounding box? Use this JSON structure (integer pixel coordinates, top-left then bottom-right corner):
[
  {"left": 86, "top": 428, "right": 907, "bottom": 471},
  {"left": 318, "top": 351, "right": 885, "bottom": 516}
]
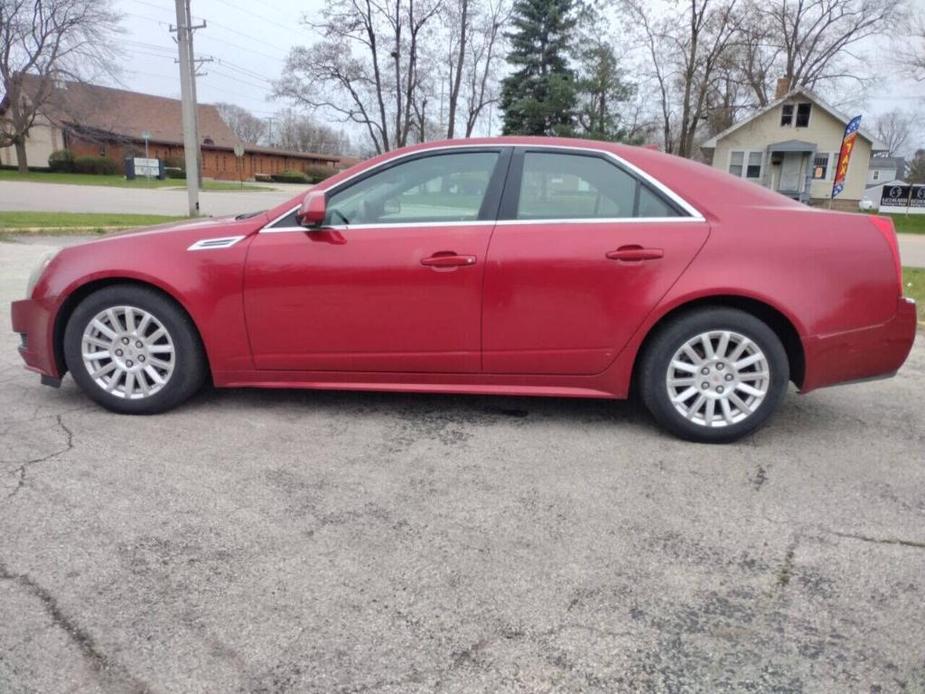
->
[{"left": 869, "top": 215, "right": 903, "bottom": 295}]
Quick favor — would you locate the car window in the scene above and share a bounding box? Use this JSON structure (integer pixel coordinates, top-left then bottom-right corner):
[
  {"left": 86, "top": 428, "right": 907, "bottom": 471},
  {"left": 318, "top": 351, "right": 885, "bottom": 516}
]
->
[
  {"left": 325, "top": 151, "right": 500, "bottom": 225},
  {"left": 515, "top": 152, "right": 680, "bottom": 220},
  {"left": 268, "top": 208, "right": 300, "bottom": 228}
]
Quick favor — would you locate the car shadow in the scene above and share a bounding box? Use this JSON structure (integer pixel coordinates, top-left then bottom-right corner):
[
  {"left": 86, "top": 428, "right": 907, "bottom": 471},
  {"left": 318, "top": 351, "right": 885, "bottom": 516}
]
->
[{"left": 185, "top": 383, "right": 658, "bottom": 433}]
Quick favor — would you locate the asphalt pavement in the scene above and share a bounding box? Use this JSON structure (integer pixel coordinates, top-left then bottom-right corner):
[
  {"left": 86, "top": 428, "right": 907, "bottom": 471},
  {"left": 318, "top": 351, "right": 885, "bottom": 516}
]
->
[
  {"left": 0, "top": 180, "right": 302, "bottom": 218},
  {"left": 1, "top": 236, "right": 924, "bottom": 693}
]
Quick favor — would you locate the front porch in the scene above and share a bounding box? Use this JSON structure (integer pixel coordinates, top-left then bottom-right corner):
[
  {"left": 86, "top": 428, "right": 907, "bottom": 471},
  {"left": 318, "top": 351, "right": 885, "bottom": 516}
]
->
[{"left": 763, "top": 140, "right": 816, "bottom": 204}]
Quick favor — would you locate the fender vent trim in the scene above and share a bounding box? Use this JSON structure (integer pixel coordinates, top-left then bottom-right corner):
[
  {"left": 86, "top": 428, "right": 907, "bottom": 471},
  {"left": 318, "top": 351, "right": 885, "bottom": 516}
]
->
[{"left": 187, "top": 235, "right": 246, "bottom": 251}]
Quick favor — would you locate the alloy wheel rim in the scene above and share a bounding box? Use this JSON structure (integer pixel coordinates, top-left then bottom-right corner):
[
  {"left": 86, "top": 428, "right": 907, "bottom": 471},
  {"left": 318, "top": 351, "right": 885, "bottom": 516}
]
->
[
  {"left": 81, "top": 306, "right": 175, "bottom": 400},
  {"left": 665, "top": 330, "right": 770, "bottom": 428}
]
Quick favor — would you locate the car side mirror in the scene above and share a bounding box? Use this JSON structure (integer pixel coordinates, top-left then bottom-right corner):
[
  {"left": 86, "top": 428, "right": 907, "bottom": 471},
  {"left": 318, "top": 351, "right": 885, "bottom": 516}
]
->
[{"left": 296, "top": 191, "right": 326, "bottom": 228}]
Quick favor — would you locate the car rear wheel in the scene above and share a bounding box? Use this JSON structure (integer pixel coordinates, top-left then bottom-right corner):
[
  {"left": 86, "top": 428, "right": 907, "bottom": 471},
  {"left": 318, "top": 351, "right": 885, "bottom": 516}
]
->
[
  {"left": 639, "top": 308, "right": 789, "bottom": 443},
  {"left": 64, "top": 284, "right": 206, "bottom": 414}
]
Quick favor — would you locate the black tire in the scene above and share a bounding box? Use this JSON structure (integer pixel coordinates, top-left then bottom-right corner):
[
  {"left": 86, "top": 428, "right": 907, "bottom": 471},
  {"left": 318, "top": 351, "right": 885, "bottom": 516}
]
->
[
  {"left": 63, "top": 284, "right": 207, "bottom": 414},
  {"left": 639, "top": 307, "right": 789, "bottom": 443}
]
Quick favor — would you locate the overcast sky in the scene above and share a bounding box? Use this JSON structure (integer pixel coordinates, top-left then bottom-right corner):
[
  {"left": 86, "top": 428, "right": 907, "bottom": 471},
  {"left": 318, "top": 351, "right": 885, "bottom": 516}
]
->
[{"left": 115, "top": 0, "right": 925, "bottom": 141}]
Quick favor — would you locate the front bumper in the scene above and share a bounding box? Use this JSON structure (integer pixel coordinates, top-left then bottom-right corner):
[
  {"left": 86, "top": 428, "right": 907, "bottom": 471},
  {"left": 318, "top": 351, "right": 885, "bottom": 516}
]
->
[
  {"left": 11, "top": 297, "right": 61, "bottom": 379},
  {"left": 801, "top": 297, "right": 918, "bottom": 392}
]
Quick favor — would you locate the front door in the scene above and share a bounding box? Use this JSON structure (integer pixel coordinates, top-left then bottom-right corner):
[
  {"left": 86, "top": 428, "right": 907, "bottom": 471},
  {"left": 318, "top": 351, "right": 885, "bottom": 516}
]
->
[
  {"left": 778, "top": 152, "right": 803, "bottom": 193},
  {"left": 482, "top": 149, "right": 710, "bottom": 375},
  {"left": 244, "top": 149, "right": 508, "bottom": 372}
]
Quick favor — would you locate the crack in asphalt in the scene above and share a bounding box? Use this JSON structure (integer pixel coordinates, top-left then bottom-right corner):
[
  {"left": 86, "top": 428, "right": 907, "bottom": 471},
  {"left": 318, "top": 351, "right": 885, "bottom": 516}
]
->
[
  {"left": 5, "top": 413, "right": 73, "bottom": 499},
  {"left": 775, "top": 538, "right": 798, "bottom": 590},
  {"left": 0, "top": 559, "right": 151, "bottom": 693},
  {"left": 827, "top": 530, "right": 925, "bottom": 550}
]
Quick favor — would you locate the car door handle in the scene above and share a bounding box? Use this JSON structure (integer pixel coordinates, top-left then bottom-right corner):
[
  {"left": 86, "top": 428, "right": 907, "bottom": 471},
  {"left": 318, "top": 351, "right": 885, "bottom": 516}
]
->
[
  {"left": 420, "top": 253, "right": 477, "bottom": 268},
  {"left": 605, "top": 246, "right": 664, "bottom": 262}
]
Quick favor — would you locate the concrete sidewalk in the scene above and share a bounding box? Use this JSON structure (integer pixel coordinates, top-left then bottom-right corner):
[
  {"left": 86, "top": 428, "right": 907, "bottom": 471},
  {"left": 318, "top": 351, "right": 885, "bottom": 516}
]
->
[
  {"left": 899, "top": 233, "right": 925, "bottom": 268},
  {"left": 0, "top": 180, "right": 303, "bottom": 217}
]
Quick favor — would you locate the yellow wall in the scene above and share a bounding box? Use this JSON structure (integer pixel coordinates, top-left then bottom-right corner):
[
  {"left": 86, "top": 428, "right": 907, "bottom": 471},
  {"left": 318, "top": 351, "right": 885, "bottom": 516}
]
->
[{"left": 711, "top": 99, "right": 872, "bottom": 201}]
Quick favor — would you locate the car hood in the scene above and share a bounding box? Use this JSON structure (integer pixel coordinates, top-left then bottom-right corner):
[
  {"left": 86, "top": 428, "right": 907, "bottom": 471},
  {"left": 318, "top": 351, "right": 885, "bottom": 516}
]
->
[
  {"left": 73, "top": 213, "right": 269, "bottom": 250},
  {"left": 100, "top": 215, "right": 246, "bottom": 239}
]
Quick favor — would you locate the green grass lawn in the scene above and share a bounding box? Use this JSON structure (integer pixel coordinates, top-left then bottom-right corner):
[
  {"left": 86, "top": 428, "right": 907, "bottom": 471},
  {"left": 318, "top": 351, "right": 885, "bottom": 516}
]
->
[
  {"left": 902, "top": 267, "right": 925, "bottom": 323},
  {"left": 0, "top": 169, "right": 270, "bottom": 191},
  {"left": 885, "top": 214, "right": 925, "bottom": 235},
  {"left": 0, "top": 211, "right": 189, "bottom": 232}
]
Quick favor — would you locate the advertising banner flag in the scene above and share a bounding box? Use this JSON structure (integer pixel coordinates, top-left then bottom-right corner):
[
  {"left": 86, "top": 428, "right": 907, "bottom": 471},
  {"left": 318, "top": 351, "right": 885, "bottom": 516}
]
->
[{"left": 831, "top": 115, "right": 862, "bottom": 199}]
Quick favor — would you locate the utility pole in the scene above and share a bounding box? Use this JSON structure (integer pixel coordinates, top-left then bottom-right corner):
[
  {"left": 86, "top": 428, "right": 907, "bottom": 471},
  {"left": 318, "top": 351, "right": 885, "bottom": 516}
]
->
[{"left": 172, "top": 0, "right": 202, "bottom": 216}]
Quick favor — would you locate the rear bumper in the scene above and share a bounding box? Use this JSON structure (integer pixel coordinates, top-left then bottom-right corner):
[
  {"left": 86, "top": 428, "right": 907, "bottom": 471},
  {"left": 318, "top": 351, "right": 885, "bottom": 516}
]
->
[
  {"left": 10, "top": 297, "right": 61, "bottom": 379},
  {"left": 801, "top": 297, "right": 917, "bottom": 392}
]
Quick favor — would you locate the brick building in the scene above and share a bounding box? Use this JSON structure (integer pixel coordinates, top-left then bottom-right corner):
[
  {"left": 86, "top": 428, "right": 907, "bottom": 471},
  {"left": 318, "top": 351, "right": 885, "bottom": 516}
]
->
[{"left": 1, "top": 75, "right": 345, "bottom": 179}]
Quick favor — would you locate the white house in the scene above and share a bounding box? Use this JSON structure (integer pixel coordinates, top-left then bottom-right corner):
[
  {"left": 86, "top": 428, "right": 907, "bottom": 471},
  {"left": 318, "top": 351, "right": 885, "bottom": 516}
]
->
[
  {"left": 867, "top": 156, "right": 906, "bottom": 186},
  {"left": 701, "top": 82, "right": 886, "bottom": 210}
]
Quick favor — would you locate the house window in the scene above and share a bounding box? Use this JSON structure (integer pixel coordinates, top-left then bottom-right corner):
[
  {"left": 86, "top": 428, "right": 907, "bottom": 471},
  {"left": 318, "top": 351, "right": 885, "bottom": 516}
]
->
[
  {"left": 813, "top": 153, "right": 829, "bottom": 180},
  {"left": 781, "top": 104, "right": 793, "bottom": 126},
  {"left": 729, "top": 151, "right": 762, "bottom": 179},
  {"left": 746, "top": 152, "right": 762, "bottom": 179},
  {"left": 795, "top": 103, "right": 811, "bottom": 127},
  {"left": 729, "top": 150, "right": 744, "bottom": 177}
]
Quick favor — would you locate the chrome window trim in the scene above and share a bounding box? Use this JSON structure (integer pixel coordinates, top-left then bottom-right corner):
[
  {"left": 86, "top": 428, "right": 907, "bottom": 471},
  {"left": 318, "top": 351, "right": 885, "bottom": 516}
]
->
[
  {"left": 186, "top": 235, "right": 247, "bottom": 251},
  {"left": 259, "top": 143, "right": 705, "bottom": 234}
]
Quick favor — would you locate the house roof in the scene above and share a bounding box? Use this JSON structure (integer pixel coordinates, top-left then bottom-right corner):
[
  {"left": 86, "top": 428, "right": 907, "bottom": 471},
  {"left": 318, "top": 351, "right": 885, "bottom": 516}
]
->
[
  {"left": 869, "top": 156, "right": 905, "bottom": 172},
  {"left": 766, "top": 139, "right": 816, "bottom": 152},
  {"left": 701, "top": 86, "right": 886, "bottom": 151},
  {"left": 7, "top": 74, "right": 241, "bottom": 148}
]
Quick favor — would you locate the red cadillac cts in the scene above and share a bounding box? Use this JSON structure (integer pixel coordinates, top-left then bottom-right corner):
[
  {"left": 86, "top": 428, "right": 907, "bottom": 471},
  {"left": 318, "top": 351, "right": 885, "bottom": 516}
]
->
[{"left": 11, "top": 137, "right": 917, "bottom": 442}]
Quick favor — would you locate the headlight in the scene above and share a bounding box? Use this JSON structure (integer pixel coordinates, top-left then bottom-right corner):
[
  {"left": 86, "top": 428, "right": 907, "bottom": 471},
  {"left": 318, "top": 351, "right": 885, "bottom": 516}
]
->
[{"left": 26, "top": 250, "right": 59, "bottom": 298}]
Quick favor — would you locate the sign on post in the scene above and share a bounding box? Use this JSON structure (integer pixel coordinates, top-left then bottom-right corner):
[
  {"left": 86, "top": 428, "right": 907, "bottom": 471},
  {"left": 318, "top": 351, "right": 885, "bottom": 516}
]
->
[
  {"left": 233, "top": 144, "right": 245, "bottom": 188},
  {"left": 879, "top": 184, "right": 925, "bottom": 215},
  {"left": 133, "top": 157, "right": 160, "bottom": 178}
]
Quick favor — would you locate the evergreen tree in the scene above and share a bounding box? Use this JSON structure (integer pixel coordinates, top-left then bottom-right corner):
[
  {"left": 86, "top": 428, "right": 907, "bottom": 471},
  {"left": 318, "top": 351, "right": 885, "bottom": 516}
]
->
[
  {"left": 499, "top": 0, "right": 578, "bottom": 136},
  {"left": 576, "top": 39, "right": 638, "bottom": 142}
]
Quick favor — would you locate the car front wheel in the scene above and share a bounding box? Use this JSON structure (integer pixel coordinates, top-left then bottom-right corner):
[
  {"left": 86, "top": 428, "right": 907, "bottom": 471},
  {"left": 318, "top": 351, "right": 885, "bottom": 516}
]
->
[
  {"left": 64, "top": 284, "right": 206, "bottom": 414},
  {"left": 639, "top": 308, "right": 790, "bottom": 443}
]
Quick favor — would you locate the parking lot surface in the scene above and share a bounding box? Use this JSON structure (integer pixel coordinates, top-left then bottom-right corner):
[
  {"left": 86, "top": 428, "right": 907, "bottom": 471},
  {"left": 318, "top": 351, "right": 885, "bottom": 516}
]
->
[{"left": 1, "top": 237, "right": 924, "bottom": 693}]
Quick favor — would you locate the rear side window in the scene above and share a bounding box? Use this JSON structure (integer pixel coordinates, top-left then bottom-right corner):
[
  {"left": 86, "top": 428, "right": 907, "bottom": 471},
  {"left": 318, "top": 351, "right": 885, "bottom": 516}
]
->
[{"left": 515, "top": 152, "right": 681, "bottom": 220}]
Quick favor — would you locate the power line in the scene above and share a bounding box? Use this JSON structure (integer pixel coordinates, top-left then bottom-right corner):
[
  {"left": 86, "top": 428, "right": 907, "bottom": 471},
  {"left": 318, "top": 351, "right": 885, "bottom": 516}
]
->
[{"left": 210, "top": 0, "right": 304, "bottom": 38}]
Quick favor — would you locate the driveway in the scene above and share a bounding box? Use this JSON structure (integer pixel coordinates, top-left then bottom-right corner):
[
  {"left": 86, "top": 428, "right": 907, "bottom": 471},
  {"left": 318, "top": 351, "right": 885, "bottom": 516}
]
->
[
  {"left": 1, "top": 237, "right": 924, "bottom": 693},
  {"left": 0, "top": 180, "right": 303, "bottom": 218}
]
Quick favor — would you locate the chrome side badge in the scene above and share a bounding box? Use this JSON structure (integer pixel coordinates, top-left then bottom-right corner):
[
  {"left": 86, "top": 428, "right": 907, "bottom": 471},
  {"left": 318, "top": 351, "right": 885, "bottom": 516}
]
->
[{"left": 187, "top": 236, "right": 246, "bottom": 251}]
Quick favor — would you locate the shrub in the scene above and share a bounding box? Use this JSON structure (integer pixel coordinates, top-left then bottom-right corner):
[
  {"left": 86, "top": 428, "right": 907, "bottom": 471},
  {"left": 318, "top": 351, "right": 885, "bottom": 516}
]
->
[
  {"left": 303, "top": 164, "right": 336, "bottom": 184},
  {"left": 163, "top": 155, "right": 185, "bottom": 170},
  {"left": 165, "top": 167, "right": 186, "bottom": 179},
  {"left": 270, "top": 170, "right": 310, "bottom": 184},
  {"left": 73, "top": 155, "right": 118, "bottom": 175},
  {"left": 48, "top": 149, "right": 75, "bottom": 172}
]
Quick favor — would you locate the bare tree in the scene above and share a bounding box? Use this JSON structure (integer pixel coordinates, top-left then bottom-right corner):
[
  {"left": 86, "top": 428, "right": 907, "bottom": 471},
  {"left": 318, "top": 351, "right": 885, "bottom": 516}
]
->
[
  {"left": 873, "top": 110, "right": 913, "bottom": 157},
  {"left": 904, "top": 16, "right": 925, "bottom": 81},
  {"left": 215, "top": 103, "right": 267, "bottom": 145},
  {"left": 738, "top": 0, "right": 906, "bottom": 105},
  {"left": 0, "top": 0, "right": 121, "bottom": 171},
  {"left": 459, "top": 0, "right": 508, "bottom": 136},
  {"left": 274, "top": 0, "right": 442, "bottom": 155},
  {"left": 273, "top": 108, "right": 353, "bottom": 155},
  {"left": 624, "top": 0, "right": 741, "bottom": 157},
  {"left": 444, "top": 0, "right": 469, "bottom": 138}
]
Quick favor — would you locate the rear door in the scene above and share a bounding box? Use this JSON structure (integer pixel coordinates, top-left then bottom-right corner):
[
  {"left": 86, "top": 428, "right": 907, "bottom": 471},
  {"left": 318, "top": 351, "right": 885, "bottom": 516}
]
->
[{"left": 482, "top": 148, "right": 710, "bottom": 375}]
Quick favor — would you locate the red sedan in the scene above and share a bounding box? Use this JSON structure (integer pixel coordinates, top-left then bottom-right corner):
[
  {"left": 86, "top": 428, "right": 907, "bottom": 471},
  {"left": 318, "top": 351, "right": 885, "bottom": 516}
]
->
[{"left": 11, "top": 137, "right": 917, "bottom": 442}]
